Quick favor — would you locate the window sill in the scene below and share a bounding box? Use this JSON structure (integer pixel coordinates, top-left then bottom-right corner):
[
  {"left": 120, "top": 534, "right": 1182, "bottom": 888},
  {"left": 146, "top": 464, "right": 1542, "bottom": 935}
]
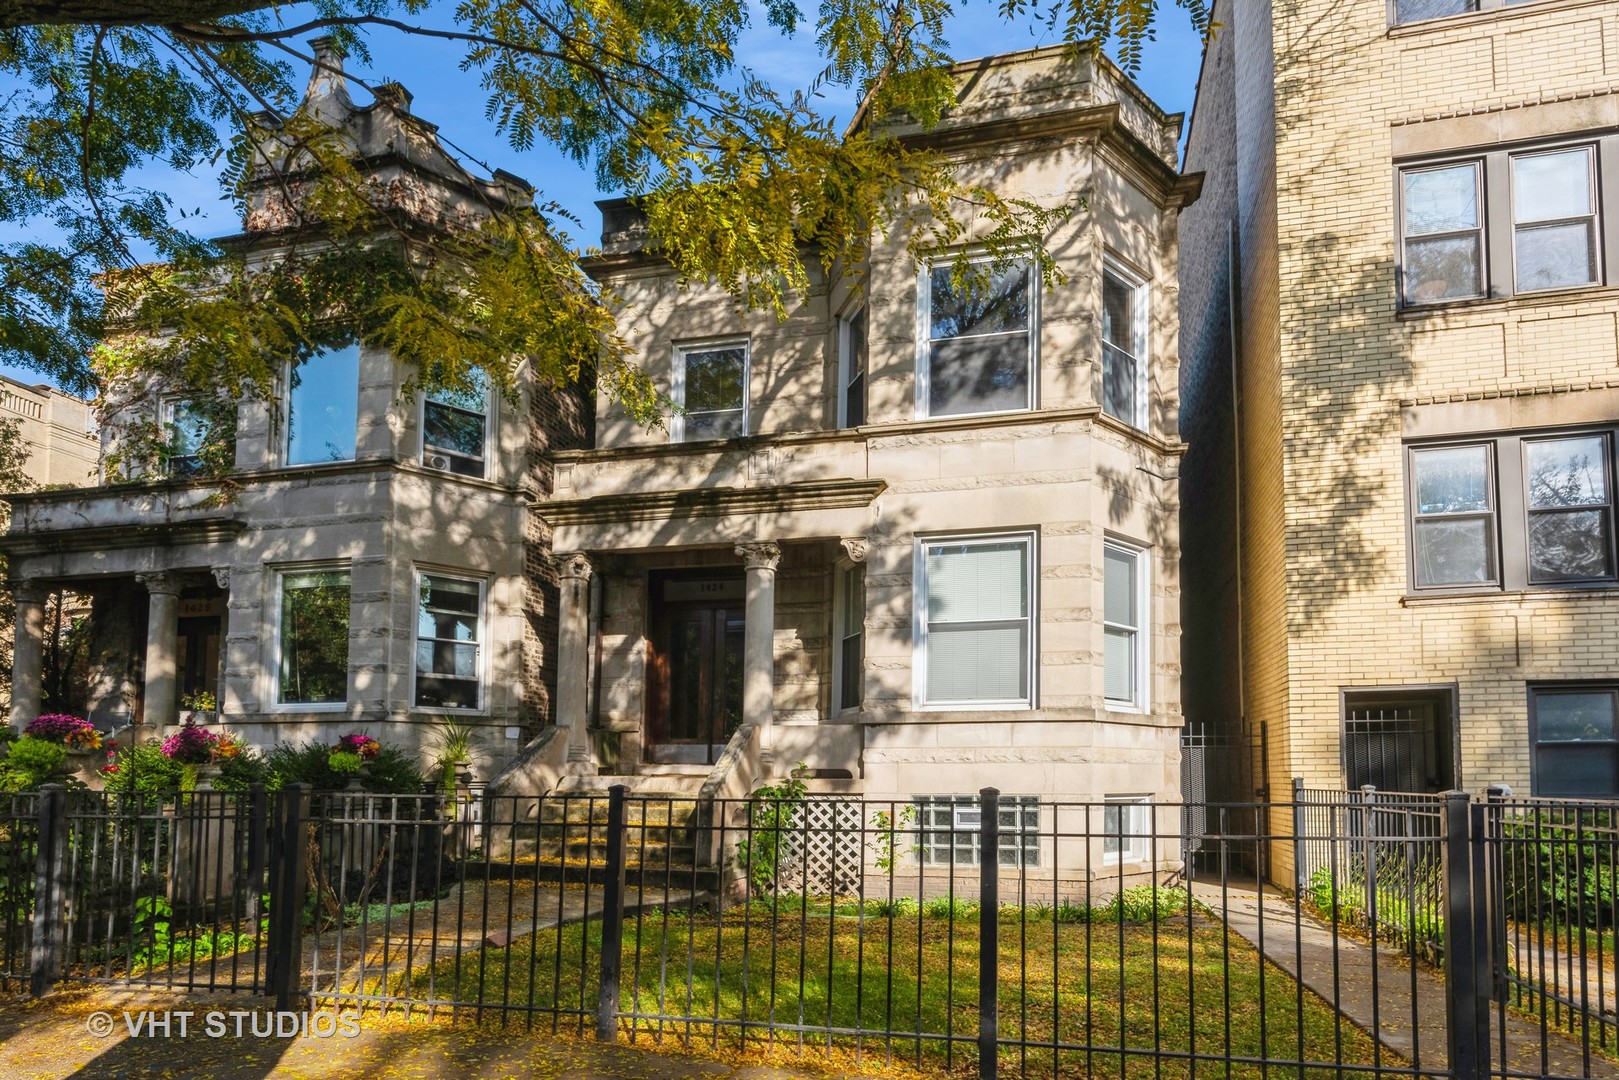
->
[
  {"left": 1387, "top": 0, "right": 1610, "bottom": 37},
  {"left": 1402, "top": 584, "right": 1619, "bottom": 606},
  {"left": 914, "top": 701, "right": 1035, "bottom": 713},
  {"left": 1396, "top": 282, "right": 1619, "bottom": 321},
  {"left": 271, "top": 702, "right": 349, "bottom": 713}
]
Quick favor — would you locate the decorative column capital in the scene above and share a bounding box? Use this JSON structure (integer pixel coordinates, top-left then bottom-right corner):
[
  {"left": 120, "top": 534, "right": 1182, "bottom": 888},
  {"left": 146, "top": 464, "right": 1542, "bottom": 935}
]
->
[
  {"left": 839, "top": 537, "right": 869, "bottom": 564},
  {"left": 210, "top": 566, "right": 231, "bottom": 590},
  {"left": 135, "top": 570, "right": 184, "bottom": 597},
  {"left": 555, "top": 552, "right": 593, "bottom": 582},
  {"left": 735, "top": 542, "right": 781, "bottom": 572},
  {"left": 8, "top": 579, "right": 48, "bottom": 606}
]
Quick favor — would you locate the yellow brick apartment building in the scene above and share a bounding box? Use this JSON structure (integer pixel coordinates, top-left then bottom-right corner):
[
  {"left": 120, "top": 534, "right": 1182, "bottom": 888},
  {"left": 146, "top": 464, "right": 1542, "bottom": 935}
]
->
[{"left": 1179, "top": 0, "right": 1619, "bottom": 854}]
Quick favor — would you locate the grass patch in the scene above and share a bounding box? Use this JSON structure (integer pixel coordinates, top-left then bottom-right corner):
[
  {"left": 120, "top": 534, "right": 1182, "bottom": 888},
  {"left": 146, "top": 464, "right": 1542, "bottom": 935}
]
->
[{"left": 332, "top": 904, "right": 1385, "bottom": 1078}]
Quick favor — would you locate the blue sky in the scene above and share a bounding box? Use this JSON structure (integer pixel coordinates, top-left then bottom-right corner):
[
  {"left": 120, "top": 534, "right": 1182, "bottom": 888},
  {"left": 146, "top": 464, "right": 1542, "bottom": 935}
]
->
[{"left": 2, "top": 1, "right": 1208, "bottom": 391}]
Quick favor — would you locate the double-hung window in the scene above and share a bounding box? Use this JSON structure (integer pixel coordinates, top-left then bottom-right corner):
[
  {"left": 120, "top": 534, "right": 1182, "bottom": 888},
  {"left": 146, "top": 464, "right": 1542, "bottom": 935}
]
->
[
  {"left": 1530, "top": 685, "right": 1619, "bottom": 798},
  {"left": 287, "top": 343, "right": 360, "bottom": 465},
  {"left": 834, "top": 563, "right": 865, "bottom": 713},
  {"left": 916, "top": 795, "right": 1040, "bottom": 868},
  {"left": 1103, "top": 540, "right": 1148, "bottom": 709},
  {"left": 415, "top": 572, "right": 483, "bottom": 709},
  {"left": 1103, "top": 796, "right": 1152, "bottom": 864},
  {"left": 277, "top": 569, "right": 350, "bottom": 706},
  {"left": 673, "top": 341, "right": 748, "bottom": 442},
  {"left": 839, "top": 306, "right": 867, "bottom": 427},
  {"left": 916, "top": 533, "right": 1035, "bottom": 709},
  {"left": 1408, "top": 429, "right": 1617, "bottom": 592},
  {"left": 1101, "top": 264, "right": 1148, "bottom": 429},
  {"left": 919, "top": 256, "right": 1034, "bottom": 418},
  {"left": 1399, "top": 136, "right": 1615, "bottom": 306},
  {"left": 423, "top": 370, "right": 489, "bottom": 478}
]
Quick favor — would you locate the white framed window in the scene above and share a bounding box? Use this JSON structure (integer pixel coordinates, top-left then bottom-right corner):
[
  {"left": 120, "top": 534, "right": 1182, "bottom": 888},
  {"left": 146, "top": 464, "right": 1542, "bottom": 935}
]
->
[
  {"left": 162, "top": 398, "right": 207, "bottom": 479},
  {"left": 916, "top": 795, "right": 1040, "bottom": 868},
  {"left": 422, "top": 370, "right": 489, "bottom": 478},
  {"left": 1101, "top": 262, "right": 1148, "bottom": 430},
  {"left": 917, "top": 255, "right": 1035, "bottom": 419},
  {"left": 672, "top": 340, "right": 749, "bottom": 442},
  {"left": 275, "top": 567, "right": 351, "bottom": 708},
  {"left": 915, "top": 531, "right": 1036, "bottom": 710},
  {"left": 1102, "top": 796, "right": 1151, "bottom": 864},
  {"left": 832, "top": 562, "right": 865, "bottom": 713},
  {"left": 286, "top": 343, "right": 360, "bottom": 466},
  {"left": 1103, "top": 539, "right": 1149, "bottom": 710},
  {"left": 838, "top": 305, "right": 868, "bottom": 428},
  {"left": 414, "top": 571, "right": 485, "bottom": 710}
]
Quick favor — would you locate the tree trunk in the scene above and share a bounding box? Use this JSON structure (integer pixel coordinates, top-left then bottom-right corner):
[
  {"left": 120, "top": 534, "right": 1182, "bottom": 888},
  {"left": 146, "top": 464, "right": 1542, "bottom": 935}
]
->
[{"left": 0, "top": 1, "right": 278, "bottom": 29}]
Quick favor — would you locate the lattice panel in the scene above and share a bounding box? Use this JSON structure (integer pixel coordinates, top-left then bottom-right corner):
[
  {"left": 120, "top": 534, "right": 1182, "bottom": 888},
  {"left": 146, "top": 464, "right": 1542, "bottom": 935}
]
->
[{"left": 775, "top": 797, "right": 865, "bottom": 897}]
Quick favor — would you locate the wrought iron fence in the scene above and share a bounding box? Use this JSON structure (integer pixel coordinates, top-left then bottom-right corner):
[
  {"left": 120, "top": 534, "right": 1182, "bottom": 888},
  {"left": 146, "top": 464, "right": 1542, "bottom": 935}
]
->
[
  {"left": 1294, "top": 783, "right": 1446, "bottom": 963},
  {"left": 16, "top": 780, "right": 1619, "bottom": 1080}
]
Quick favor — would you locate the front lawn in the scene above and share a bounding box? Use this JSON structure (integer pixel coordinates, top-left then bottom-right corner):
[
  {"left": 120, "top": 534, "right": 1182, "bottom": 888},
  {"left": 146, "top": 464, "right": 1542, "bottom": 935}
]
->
[{"left": 332, "top": 900, "right": 1388, "bottom": 1079}]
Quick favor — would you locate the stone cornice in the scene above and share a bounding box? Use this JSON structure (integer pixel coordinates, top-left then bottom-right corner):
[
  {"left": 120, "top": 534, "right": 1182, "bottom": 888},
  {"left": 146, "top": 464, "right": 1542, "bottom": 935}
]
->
[
  {"left": 550, "top": 407, "right": 1187, "bottom": 467},
  {"left": 0, "top": 519, "right": 247, "bottom": 558},
  {"left": 537, "top": 478, "right": 888, "bottom": 527}
]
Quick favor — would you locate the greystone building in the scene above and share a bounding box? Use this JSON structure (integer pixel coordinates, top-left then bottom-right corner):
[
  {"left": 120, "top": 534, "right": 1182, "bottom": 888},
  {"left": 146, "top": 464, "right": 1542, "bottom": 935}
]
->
[{"left": 4, "top": 42, "right": 1199, "bottom": 874}]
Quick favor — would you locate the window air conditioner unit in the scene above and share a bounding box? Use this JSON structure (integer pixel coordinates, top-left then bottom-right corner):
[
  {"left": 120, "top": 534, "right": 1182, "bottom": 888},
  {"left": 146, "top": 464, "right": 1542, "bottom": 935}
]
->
[{"left": 424, "top": 453, "right": 451, "bottom": 472}]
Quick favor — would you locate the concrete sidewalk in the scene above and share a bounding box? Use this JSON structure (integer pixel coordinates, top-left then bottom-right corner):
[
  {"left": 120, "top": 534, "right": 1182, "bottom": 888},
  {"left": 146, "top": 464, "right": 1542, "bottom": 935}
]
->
[
  {"left": 0, "top": 989, "right": 905, "bottom": 1080},
  {"left": 1197, "top": 881, "right": 1619, "bottom": 1079}
]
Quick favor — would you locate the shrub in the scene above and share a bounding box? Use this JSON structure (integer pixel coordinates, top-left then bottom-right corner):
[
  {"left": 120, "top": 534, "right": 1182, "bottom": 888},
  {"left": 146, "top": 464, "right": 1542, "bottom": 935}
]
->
[
  {"left": 734, "top": 764, "right": 809, "bottom": 897},
  {"left": 102, "top": 740, "right": 264, "bottom": 795},
  {"left": 262, "top": 740, "right": 424, "bottom": 794},
  {"left": 0, "top": 736, "right": 66, "bottom": 790},
  {"left": 1499, "top": 812, "right": 1619, "bottom": 930}
]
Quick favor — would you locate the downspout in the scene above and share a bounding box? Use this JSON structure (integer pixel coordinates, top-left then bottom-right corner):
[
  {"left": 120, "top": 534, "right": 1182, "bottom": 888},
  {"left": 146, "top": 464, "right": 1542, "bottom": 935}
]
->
[{"left": 1227, "top": 219, "right": 1252, "bottom": 793}]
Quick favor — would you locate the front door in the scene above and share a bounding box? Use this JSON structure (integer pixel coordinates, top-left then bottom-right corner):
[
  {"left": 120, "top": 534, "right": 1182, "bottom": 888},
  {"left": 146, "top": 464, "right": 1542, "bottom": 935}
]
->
[{"left": 647, "top": 574, "right": 745, "bottom": 764}]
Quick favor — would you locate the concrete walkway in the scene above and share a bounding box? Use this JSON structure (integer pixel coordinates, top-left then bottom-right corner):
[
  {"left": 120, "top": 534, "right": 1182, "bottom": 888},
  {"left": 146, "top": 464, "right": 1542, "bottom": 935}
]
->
[{"left": 1197, "top": 881, "right": 1619, "bottom": 1079}]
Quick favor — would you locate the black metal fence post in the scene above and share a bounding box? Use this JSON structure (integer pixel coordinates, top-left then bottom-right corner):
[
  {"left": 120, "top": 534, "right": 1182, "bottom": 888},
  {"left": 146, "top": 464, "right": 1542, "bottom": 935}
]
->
[
  {"left": 29, "top": 784, "right": 67, "bottom": 997},
  {"left": 1483, "top": 785, "right": 1510, "bottom": 1005},
  {"left": 1442, "top": 789, "right": 1485, "bottom": 1080},
  {"left": 1361, "top": 785, "right": 1378, "bottom": 929},
  {"left": 596, "top": 783, "right": 628, "bottom": 1043},
  {"left": 267, "top": 783, "right": 311, "bottom": 1011},
  {"left": 978, "top": 787, "right": 999, "bottom": 1080},
  {"left": 245, "top": 783, "right": 267, "bottom": 927}
]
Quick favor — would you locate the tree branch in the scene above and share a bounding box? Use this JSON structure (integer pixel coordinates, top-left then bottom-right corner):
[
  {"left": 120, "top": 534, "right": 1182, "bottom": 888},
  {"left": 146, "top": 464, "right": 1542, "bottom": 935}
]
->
[{"left": 0, "top": 0, "right": 277, "bottom": 29}]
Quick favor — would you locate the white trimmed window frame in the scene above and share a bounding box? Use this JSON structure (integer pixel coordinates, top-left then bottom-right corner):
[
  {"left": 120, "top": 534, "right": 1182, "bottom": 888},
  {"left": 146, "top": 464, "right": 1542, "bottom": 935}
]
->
[
  {"left": 160, "top": 396, "right": 204, "bottom": 479},
  {"left": 1102, "top": 537, "right": 1151, "bottom": 713},
  {"left": 671, "top": 338, "right": 751, "bottom": 443},
  {"left": 837, "top": 304, "right": 868, "bottom": 429},
  {"left": 915, "top": 252, "right": 1039, "bottom": 421},
  {"left": 830, "top": 559, "right": 865, "bottom": 715},
  {"left": 283, "top": 345, "right": 361, "bottom": 468},
  {"left": 1102, "top": 795, "right": 1152, "bottom": 865},
  {"left": 411, "top": 568, "right": 489, "bottom": 714},
  {"left": 419, "top": 378, "right": 493, "bottom": 480},
  {"left": 1100, "top": 257, "right": 1149, "bottom": 431},
  {"left": 912, "top": 529, "right": 1038, "bottom": 712},
  {"left": 271, "top": 562, "right": 353, "bottom": 712}
]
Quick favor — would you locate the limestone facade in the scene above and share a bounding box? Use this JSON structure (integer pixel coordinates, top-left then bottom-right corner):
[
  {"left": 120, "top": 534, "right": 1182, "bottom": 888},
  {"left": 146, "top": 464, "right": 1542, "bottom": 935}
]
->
[
  {"left": 0, "top": 40, "right": 588, "bottom": 769},
  {"left": 555, "top": 44, "right": 1199, "bottom": 839},
  {"left": 0, "top": 375, "right": 99, "bottom": 489},
  {"left": 1179, "top": 0, "right": 1619, "bottom": 876}
]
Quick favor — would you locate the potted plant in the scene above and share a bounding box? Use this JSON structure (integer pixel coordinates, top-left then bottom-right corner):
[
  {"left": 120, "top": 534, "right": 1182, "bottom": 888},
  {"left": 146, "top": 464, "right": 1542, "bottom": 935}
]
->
[
  {"left": 179, "top": 690, "right": 218, "bottom": 727},
  {"left": 329, "top": 733, "right": 381, "bottom": 790},
  {"left": 430, "top": 717, "right": 482, "bottom": 793},
  {"left": 161, "top": 719, "right": 243, "bottom": 790},
  {"left": 24, "top": 713, "right": 104, "bottom": 757}
]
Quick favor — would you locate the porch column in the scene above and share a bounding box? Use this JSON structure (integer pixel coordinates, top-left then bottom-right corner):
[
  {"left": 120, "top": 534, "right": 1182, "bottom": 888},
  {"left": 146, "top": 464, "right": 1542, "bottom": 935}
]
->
[
  {"left": 736, "top": 542, "right": 781, "bottom": 775},
  {"left": 555, "top": 553, "right": 595, "bottom": 774},
  {"left": 137, "top": 571, "right": 183, "bottom": 731},
  {"left": 8, "top": 580, "right": 48, "bottom": 726}
]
